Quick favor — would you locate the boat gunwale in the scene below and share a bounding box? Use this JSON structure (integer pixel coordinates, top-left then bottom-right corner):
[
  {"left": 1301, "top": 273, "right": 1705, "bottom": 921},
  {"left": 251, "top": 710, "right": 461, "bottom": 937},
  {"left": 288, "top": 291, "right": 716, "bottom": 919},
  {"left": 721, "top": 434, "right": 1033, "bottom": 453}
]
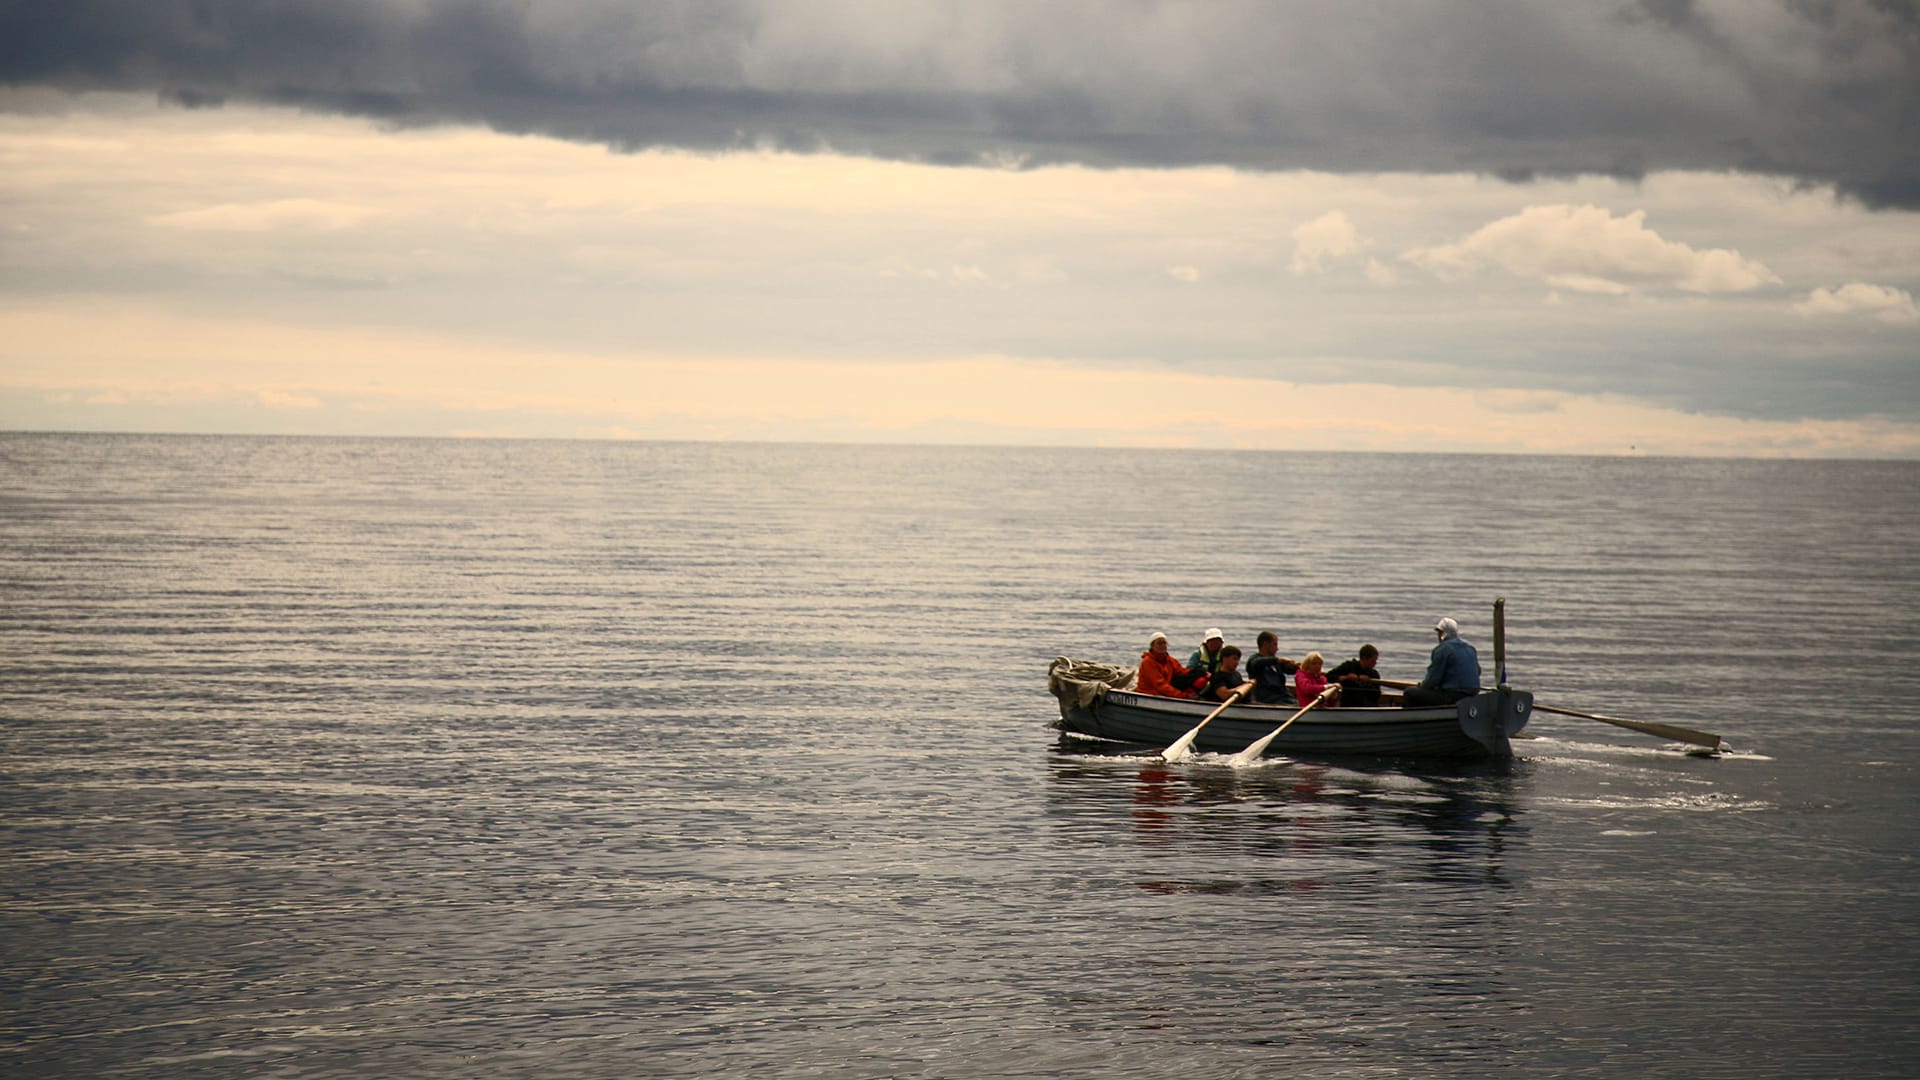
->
[{"left": 1056, "top": 685, "right": 1530, "bottom": 758}]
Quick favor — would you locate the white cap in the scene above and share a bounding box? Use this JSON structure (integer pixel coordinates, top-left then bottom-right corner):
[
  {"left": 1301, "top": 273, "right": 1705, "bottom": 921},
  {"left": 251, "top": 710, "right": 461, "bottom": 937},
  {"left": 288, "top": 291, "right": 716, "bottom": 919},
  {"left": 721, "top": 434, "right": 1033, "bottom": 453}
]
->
[
  {"left": 1148, "top": 631, "right": 1168, "bottom": 644},
  {"left": 1204, "top": 627, "right": 1223, "bottom": 641},
  {"left": 1435, "top": 617, "right": 1459, "bottom": 635}
]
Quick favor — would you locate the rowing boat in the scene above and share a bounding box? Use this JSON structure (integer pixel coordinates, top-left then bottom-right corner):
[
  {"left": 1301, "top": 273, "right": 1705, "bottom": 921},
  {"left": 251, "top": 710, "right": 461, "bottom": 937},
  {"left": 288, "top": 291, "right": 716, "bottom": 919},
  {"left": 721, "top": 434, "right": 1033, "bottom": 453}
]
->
[{"left": 1047, "top": 656, "right": 1532, "bottom": 759}]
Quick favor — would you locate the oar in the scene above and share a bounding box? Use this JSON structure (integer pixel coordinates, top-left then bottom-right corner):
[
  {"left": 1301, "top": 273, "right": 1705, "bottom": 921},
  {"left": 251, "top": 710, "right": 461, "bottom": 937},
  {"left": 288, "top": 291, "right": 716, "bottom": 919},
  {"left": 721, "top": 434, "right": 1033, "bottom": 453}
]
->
[
  {"left": 1528, "top": 702, "right": 1725, "bottom": 751},
  {"left": 1370, "top": 678, "right": 1723, "bottom": 750},
  {"left": 1162, "top": 680, "right": 1255, "bottom": 762},
  {"left": 1227, "top": 687, "right": 1337, "bottom": 767}
]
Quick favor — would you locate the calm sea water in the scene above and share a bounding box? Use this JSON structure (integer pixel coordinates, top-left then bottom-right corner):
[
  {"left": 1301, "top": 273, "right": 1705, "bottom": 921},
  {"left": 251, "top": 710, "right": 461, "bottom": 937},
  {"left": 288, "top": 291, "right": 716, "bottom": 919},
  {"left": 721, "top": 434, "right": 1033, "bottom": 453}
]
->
[{"left": 3, "top": 433, "right": 1917, "bottom": 1078}]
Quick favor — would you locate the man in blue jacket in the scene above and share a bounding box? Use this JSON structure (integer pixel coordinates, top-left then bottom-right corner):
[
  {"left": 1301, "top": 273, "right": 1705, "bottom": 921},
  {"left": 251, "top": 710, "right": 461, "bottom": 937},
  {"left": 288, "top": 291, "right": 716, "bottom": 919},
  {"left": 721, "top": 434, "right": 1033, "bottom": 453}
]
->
[{"left": 1402, "top": 617, "right": 1481, "bottom": 708}]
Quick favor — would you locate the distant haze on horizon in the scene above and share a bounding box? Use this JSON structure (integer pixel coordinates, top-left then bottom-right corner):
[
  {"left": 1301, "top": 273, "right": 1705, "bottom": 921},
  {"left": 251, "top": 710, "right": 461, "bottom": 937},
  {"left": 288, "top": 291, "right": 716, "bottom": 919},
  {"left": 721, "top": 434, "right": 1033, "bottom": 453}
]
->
[{"left": 2, "top": 1, "right": 1917, "bottom": 459}]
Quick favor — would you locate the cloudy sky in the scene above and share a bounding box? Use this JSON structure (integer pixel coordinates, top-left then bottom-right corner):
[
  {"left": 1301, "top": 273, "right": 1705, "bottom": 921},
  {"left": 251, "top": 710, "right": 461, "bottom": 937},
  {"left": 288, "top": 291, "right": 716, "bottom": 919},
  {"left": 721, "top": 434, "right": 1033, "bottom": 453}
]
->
[{"left": 2, "top": 0, "right": 1917, "bottom": 456}]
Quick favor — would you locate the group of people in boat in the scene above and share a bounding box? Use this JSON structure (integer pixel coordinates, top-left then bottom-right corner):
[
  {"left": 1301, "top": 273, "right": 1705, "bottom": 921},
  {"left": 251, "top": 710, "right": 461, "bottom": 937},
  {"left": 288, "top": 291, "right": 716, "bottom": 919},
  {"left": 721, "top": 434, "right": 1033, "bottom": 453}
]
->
[{"left": 1136, "top": 618, "right": 1482, "bottom": 710}]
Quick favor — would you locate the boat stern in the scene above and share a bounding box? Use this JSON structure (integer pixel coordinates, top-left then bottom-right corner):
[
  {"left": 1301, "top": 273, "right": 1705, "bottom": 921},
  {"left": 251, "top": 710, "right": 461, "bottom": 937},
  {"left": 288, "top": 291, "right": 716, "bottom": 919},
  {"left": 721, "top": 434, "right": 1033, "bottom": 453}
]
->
[{"left": 1457, "top": 689, "right": 1532, "bottom": 757}]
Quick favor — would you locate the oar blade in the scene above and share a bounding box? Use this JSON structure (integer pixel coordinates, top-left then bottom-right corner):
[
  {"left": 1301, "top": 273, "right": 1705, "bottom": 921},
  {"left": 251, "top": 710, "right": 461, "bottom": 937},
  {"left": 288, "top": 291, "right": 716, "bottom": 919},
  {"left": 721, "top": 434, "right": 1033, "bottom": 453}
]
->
[
  {"left": 1226, "top": 731, "right": 1281, "bottom": 768},
  {"left": 1227, "top": 688, "right": 1333, "bottom": 767},
  {"left": 1160, "top": 682, "right": 1253, "bottom": 761},
  {"left": 1600, "top": 716, "right": 1725, "bottom": 750},
  {"left": 1161, "top": 728, "right": 1202, "bottom": 762}
]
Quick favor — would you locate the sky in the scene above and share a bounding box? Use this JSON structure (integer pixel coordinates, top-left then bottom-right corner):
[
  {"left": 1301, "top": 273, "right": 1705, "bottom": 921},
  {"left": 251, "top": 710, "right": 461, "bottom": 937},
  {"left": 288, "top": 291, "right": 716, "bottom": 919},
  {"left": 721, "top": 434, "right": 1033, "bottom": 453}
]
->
[{"left": 2, "top": 0, "right": 1917, "bottom": 457}]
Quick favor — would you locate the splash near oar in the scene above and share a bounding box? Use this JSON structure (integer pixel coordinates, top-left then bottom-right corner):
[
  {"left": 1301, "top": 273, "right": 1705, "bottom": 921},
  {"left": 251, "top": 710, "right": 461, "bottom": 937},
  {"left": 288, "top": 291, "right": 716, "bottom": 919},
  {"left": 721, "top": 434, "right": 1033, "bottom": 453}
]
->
[
  {"left": 1227, "top": 687, "right": 1338, "bottom": 767},
  {"left": 1161, "top": 681, "right": 1254, "bottom": 762}
]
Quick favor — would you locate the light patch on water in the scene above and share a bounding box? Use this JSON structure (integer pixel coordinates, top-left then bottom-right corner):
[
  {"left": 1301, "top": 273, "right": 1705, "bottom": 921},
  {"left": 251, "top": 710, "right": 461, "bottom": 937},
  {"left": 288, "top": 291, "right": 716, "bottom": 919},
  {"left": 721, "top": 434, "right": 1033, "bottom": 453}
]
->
[
  {"left": 1521, "top": 735, "right": 1732, "bottom": 761},
  {"left": 1542, "top": 791, "right": 1771, "bottom": 813},
  {"left": 1314, "top": 768, "right": 1438, "bottom": 792}
]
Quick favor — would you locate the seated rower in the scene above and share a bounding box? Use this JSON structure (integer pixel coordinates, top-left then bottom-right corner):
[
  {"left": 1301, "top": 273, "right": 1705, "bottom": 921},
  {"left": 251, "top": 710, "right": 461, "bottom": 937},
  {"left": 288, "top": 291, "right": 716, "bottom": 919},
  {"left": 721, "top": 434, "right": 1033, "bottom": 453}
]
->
[
  {"left": 1401, "top": 617, "right": 1482, "bottom": 708},
  {"left": 1136, "top": 631, "right": 1205, "bottom": 699},
  {"left": 1246, "top": 631, "right": 1299, "bottom": 705},
  {"left": 1197, "top": 646, "right": 1247, "bottom": 704},
  {"left": 1325, "top": 644, "right": 1382, "bottom": 707}
]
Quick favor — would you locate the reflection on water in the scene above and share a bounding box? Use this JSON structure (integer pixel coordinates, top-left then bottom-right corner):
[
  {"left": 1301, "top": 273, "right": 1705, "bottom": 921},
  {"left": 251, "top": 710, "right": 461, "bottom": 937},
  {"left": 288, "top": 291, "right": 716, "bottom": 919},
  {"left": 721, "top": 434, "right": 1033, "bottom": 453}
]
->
[
  {"left": 1048, "top": 736, "right": 1524, "bottom": 892},
  {"left": 1042, "top": 740, "right": 1533, "bottom": 1071}
]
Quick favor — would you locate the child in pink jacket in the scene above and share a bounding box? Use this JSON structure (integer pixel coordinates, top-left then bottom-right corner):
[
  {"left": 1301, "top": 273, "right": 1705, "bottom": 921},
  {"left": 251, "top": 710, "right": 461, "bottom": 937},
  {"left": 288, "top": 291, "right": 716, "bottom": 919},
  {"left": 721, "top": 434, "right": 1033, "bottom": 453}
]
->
[{"left": 1293, "top": 652, "right": 1331, "bottom": 706}]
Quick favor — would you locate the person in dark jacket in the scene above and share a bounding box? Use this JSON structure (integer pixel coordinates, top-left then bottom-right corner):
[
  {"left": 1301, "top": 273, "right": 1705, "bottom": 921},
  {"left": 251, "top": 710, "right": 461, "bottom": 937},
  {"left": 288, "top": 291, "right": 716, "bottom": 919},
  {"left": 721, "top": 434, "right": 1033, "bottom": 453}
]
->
[
  {"left": 1326, "top": 645, "right": 1382, "bottom": 707},
  {"left": 1246, "top": 630, "right": 1300, "bottom": 705},
  {"left": 1196, "top": 646, "right": 1248, "bottom": 704}
]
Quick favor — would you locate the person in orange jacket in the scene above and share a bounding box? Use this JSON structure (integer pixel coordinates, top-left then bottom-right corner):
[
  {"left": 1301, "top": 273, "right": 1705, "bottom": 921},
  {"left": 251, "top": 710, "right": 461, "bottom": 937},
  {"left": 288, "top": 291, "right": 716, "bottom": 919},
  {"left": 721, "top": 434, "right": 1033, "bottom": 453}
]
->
[{"left": 1137, "top": 631, "right": 1205, "bottom": 699}]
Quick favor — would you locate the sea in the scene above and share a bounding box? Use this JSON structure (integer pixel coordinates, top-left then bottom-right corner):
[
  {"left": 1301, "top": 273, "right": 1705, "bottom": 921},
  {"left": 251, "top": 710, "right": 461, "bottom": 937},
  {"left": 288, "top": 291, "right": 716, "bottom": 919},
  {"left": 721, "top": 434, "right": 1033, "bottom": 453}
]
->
[{"left": 2, "top": 432, "right": 1917, "bottom": 1079}]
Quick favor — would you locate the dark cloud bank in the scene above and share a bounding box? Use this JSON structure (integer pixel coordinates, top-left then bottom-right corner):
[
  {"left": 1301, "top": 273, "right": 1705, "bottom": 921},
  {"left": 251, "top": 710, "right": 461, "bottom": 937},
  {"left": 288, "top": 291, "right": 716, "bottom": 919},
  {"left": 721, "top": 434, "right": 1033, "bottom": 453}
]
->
[{"left": 2, "top": 0, "right": 1917, "bottom": 206}]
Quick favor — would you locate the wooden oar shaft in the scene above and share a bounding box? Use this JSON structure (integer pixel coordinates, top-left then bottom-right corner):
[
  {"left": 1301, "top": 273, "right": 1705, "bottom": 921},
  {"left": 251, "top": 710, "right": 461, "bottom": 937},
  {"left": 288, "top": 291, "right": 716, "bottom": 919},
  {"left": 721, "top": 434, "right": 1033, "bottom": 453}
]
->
[
  {"left": 1529, "top": 702, "right": 1724, "bottom": 750},
  {"left": 1369, "top": 678, "right": 1723, "bottom": 749},
  {"left": 1161, "top": 680, "right": 1254, "bottom": 761},
  {"left": 1194, "top": 681, "right": 1254, "bottom": 726},
  {"left": 1227, "top": 686, "right": 1336, "bottom": 767}
]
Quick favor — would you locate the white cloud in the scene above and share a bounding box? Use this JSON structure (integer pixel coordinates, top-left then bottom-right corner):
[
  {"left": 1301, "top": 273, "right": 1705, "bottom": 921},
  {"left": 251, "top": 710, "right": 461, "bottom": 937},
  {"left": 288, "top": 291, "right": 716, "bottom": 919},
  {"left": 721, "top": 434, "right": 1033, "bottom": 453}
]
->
[
  {"left": 1545, "top": 273, "right": 1632, "bottom": 296},
  {"left": 7, "top": 100, "right": 1920, "bottom": 457},
  {"left": 149, "top": 198, "right": 382, "bottom": 232},
  {"left": 1290, "top": 210, "right": 1361, "bottom": 275},
  {"left": 1793, "top": 282, "right": 1920, "bottom": 325},
  {"left": 1403, "top": 204, "right": 1780, "bottom": 294}
]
